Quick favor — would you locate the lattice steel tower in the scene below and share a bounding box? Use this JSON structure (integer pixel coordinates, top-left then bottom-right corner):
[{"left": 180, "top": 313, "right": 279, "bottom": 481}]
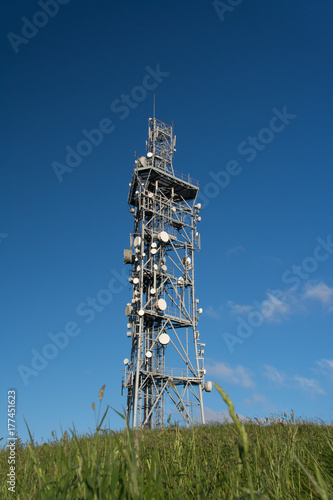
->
[{"left": 122, "top": 116, "right": 211, "bottom": 429}]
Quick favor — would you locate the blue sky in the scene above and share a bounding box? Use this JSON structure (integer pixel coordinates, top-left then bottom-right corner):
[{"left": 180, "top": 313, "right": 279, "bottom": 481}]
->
[{"left": 1, "top": 0, "right": 333, "bottom": 443}]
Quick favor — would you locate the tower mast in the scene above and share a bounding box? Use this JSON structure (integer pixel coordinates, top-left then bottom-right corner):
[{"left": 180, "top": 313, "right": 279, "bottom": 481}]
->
[{"left": 122, "top": 117, "right": 211, "bottom": 428}]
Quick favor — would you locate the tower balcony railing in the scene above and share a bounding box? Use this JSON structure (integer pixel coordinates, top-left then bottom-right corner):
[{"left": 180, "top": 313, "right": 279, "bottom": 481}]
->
[
  {"left": 172, "top": 168, "right": 199, "bottom": 188},
  {"left": 136, "top": 158, "right": 199, "bottom": 188},
  {"left": 163, "top": 306, "right": 193, "bottom": 324},
  {"left": 151, "top": 162, "right": 199, "bottom": 188},
  {"left": 153, "top": 366, "right": 201, "bottom": 380}
]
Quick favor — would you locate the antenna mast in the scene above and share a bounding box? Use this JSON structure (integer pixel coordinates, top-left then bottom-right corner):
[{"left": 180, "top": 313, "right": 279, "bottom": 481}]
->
[{"left": 122, "top": 117, "right": 211, "bottom": 428}]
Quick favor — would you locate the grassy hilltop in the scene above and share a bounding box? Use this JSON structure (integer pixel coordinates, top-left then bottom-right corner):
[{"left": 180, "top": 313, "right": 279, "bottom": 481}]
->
[{"left": 1, "top": 384, "right": 332, "bottom": 499}]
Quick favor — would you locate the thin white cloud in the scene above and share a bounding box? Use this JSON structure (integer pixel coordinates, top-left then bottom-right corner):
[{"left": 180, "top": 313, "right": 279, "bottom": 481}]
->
[
  {"left": 264, "top": 293, "right": 291, "bottom": 322},
  {"left": 316, "top": 359, "right": 333, "bottom": 380},
  {"left": 228, "top": 301, "right": 254, "bottom": 315},
  {"left": 203, "top": 407, "right": 248, "bottom": 423},
  {"left": 203, "top": 407, "right": 233, "bottom": 423},
  {"left": 227, "top": 281, "right": 333, "bottom": 326},
  {"left": 228, "top": 293, "right": 291, "bottom": 323},
  {"left": 244, "top": 392, "right": 267, "bottom": 407},
  {"left": 226, "top": 245, "right": 245, "bottom": 257},
  {"left": 294, "top": 376, "right": 325, "bottom": 395},
  {"left": 205, "top": 305, "right": 221, "bottom": 320},
  {"left": 303, "top": 282, "right": 333, "bottom": 307},
  {"left": 207, "top": 361, "right": 254, "bottom": 388},
  {"left": 263, "top": 365, "right": 286, "bottom": 385}
]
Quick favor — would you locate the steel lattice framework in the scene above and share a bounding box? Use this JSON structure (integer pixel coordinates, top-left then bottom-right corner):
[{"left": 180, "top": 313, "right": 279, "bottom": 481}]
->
[{"left": 122, "top": 117, "right": 211, "bottom": 429}]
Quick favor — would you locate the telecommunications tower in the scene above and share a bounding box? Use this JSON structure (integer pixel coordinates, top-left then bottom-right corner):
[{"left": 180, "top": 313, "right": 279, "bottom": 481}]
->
[{"left": 122, "top": 116, "right": 211, "bottom": 429}]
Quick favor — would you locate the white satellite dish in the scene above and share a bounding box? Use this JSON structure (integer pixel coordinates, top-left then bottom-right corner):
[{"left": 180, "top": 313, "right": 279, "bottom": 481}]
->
[
  {"left": 159, "top": 333, "right": 170, "bottom": 345},
  {"left": 156, "top": 298, "right": 167, "bottom": 311},
  {"left": 123, "top": 358, "right": 129, "bottom": 365},
  {"left": 134, "top": 236, "right": 141, "bottom": 247},
  {"left": 182, "top": 256, "right": 191, "bottom": 266},
  {"left": 133, "top": 278, "right": 139, "bottom": 285},
  {"left": 158, "top": 231, "right": 169, "bottom": 243},
  {"left": 147, "top": 152, "right": 153, "bottom": 158},
  {"left": 138, "top": 156, "right": 147, "bottom": 167},
  {"left": 145, "top": 351, "right": 152, "bottom": 358},
  {"left": 150, "top": 288, "right": 156, "bottom": 295},
  {"left": 204, "top": 381, "right": 212, "bottom": 392},
  {"left": 138, "top": 309, "right": 145, "bottom": 316},
  {"left": 151, "top": 248, "right": 157, "bottom": 255}
]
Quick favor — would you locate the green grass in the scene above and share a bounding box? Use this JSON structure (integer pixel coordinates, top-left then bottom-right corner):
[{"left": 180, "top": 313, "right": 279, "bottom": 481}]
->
[{"left": 1, "top": 383, "right": 332, "bottom": 499}]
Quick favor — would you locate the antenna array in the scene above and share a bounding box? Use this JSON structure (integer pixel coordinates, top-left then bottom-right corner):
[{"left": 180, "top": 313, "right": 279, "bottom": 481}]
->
[{"left": 122, "top": 117, "right": 211, "bottom": 428}]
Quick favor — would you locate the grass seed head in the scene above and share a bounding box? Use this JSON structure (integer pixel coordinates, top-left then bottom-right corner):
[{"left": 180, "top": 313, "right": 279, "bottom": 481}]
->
[{"left": 99, "top": 385, "right": 106, "bottom": 401}]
